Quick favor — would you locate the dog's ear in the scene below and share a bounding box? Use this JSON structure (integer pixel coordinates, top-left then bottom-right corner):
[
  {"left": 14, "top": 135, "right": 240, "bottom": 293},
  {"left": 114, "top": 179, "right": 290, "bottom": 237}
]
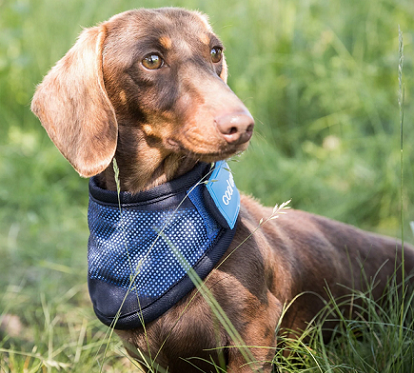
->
[{"left": 31, "top": 25, "right": 117, "bottom": 178}]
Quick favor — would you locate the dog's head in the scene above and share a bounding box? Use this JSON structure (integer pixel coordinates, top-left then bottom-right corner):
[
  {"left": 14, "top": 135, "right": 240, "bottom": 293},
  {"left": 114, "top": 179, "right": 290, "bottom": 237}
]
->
[{"left": 31, "top": 8, "right": 254, "bottom": 187}]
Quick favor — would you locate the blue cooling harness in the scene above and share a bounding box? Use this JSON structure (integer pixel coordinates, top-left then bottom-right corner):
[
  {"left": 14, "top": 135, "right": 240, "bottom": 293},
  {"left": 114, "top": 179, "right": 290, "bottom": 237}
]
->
[{"left": 87, "top": 161, "right": 240, "bottom": 329}]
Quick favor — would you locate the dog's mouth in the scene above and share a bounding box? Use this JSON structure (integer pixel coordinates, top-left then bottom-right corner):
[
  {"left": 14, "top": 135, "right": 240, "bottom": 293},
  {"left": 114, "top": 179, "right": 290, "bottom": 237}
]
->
[
  {"left": 165, "top": 136, "right": 249, "bottom": 162},
  {"left": 164, "top": 111, "right": 254, "bottom": 161}
]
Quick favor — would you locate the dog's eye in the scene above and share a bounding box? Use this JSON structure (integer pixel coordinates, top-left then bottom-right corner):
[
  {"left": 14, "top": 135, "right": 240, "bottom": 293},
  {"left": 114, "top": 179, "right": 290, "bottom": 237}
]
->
[
  {"left": 142, "top": 54, "right": 164, "bottom": 70},
  {"left": 211, "top": 47, "right": 222, "bottom": 63}
]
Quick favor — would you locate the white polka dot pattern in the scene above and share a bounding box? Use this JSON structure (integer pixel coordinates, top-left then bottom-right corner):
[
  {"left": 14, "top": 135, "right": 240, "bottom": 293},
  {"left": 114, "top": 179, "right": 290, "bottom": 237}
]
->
[{"left": 88, "top": 186, "right": 220, "bottom": 299}]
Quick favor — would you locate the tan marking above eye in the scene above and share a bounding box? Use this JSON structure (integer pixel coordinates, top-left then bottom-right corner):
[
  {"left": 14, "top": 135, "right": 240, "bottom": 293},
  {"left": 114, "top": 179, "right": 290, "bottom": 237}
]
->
[
  {"left": 199, "top": 33, "right": 210, "bottom": 45},
  {"left": 159, "top": 36, "right": 172, "bottom": 49}
]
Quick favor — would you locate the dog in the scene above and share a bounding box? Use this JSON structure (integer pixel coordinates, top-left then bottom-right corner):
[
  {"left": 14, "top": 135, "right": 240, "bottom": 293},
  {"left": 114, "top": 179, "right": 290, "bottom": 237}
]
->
[{"left": 31, "top": 7, "right": 414, "bottom": 373}]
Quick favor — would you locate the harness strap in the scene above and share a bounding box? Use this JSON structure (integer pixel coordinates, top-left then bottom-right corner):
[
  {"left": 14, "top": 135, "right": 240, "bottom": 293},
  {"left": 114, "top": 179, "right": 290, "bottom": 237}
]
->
[{"left": 87, "top": 161, "right": 240, "bottom": 329}]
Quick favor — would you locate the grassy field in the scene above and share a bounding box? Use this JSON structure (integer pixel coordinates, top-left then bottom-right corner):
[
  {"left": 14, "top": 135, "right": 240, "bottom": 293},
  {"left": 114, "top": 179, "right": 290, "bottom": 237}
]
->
[{"left": 0, "top": 0, "right": 413, "bottom": 371}]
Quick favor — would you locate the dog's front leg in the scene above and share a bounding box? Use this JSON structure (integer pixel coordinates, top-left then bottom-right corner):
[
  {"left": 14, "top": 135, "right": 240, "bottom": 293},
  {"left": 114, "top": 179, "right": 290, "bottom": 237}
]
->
[{"left": 225, "top": 291, "right": 282, "bottom": 373}]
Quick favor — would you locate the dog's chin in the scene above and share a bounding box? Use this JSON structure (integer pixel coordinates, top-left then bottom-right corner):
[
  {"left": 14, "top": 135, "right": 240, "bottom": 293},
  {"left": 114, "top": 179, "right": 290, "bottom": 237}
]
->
[
  {"left": 166, "top": 138, "right": 250, "bottom": 163},
  {"left": 195, "top": 151, "right": 243, "bottom": 163}
]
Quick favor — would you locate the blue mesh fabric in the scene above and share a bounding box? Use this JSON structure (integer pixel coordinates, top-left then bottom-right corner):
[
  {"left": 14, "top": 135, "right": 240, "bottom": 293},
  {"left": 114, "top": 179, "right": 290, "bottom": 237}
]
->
[{"left": 88, "top": 185, "right": 220, "bottom": 299}]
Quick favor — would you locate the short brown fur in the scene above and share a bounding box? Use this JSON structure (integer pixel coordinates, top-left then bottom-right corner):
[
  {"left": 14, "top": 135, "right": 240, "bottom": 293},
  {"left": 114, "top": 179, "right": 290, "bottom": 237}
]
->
[
  {"left": 159, "top": 35, "right": 173, "bottom": 49},
  {"left": 31, "top": 8, "right": 414, "bottom": 373}
]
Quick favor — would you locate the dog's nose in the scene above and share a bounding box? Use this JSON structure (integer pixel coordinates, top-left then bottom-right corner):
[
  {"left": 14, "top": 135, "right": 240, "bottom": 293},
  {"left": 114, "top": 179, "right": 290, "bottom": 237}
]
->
[{"left": 215, "top": 112, "right": 255, "bottom": 145}]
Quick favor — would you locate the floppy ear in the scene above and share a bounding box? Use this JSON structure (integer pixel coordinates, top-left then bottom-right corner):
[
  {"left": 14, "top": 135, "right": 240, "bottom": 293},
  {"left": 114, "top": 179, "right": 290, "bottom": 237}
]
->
[{"left": 31, "top": 25, "right": 117, "bottom": 178}]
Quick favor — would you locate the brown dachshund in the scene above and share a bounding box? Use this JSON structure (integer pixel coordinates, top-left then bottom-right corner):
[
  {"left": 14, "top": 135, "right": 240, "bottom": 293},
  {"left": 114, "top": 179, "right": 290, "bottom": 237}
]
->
[{"left": 31, "top": 7, "right": 414, "bottom": 373}]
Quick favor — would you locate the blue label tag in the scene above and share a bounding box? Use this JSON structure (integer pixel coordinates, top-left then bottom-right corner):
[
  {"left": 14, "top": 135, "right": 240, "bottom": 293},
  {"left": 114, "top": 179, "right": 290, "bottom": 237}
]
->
[{"left": 205, "top": 161, "right": 240, "bottom": 229}]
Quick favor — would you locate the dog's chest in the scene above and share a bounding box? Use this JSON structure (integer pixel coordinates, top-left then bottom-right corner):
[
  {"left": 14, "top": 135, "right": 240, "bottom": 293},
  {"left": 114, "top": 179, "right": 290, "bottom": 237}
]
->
[{"left": 87, "top": 161, "right": 240, "bottom": 330}]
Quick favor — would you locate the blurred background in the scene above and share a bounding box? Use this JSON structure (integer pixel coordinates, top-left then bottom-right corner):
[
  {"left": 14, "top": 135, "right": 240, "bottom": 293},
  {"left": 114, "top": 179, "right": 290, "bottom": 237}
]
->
[{"left": 0, "top": 0, "right": 413, "bottom": 371}]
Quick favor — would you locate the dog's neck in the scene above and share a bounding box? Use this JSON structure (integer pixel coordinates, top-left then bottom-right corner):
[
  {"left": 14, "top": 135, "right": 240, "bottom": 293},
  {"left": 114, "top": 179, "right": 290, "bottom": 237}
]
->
[{"left": 97, "top": 133, "right": 198, "bottom": 194}]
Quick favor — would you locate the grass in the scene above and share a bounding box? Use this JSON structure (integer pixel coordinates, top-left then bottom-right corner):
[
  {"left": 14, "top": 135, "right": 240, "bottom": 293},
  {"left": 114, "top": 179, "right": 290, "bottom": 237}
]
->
[
  {"left": 273, "top": 278, "right": 414, "bottom": 373},
  {"left": 0, "top": 0, "right": 414, "bottom": 371}
]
